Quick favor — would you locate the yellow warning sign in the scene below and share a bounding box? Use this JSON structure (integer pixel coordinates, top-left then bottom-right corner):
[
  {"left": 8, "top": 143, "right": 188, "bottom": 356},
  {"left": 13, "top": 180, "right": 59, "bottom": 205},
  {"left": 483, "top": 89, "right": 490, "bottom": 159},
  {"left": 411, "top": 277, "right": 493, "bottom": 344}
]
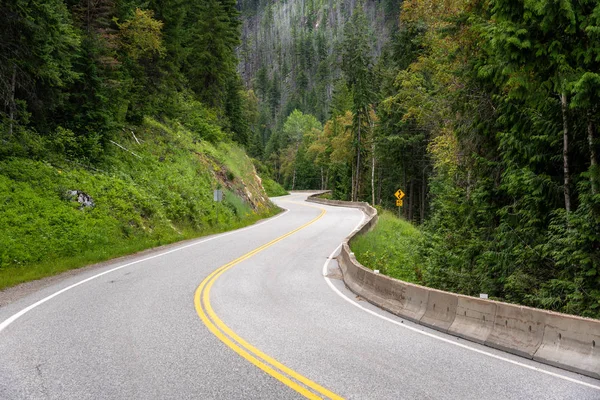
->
[
  {"left": 396, "top": 199, "right": 403, "bottom": 207},
  {"left": 394, "top": 189, "right": 405, "bottom": 200}
]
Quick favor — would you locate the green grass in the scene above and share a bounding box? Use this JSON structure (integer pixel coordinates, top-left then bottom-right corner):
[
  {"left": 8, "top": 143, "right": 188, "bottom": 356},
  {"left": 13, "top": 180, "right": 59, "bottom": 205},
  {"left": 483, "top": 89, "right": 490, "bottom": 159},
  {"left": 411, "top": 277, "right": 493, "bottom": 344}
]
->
[
  {"left": 351, "top": 210, "right": 424, "bottom": 283},
  {"left": 316, "top": 192, "right": 332, "bottom": 199},
  {"left": 261, "top": 177, "right": 288, "bottom": 197},
  {"left": 0, "top": 118, "right": 278, "bottom": 290}
]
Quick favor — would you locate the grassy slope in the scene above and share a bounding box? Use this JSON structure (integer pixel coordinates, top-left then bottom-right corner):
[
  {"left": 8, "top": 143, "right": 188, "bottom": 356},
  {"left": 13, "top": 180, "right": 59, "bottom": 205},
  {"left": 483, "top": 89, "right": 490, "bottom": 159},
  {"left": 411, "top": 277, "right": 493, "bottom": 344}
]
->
[
  {"left": 261, "top": 177, "right": 288, "bottom": 197},
  {"left": 0, "top": 118, "right": 278, "bottom": 289},
  {"left": 351, "top": 210, "right": 423, "bottom": 283}
]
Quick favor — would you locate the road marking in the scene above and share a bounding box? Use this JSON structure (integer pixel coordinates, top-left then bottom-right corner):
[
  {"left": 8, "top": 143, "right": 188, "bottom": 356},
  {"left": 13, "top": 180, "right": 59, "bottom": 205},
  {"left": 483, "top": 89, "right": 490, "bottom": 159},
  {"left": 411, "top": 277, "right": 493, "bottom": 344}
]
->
[
  {"left": 0, "top": 207, "right": 291, "bottom": 333},
  {"left": 195, "top": 207, "right": 344, "bottom": 400},
  {"left": 322, "top": 212, "right": 600, "bottom": 391}
]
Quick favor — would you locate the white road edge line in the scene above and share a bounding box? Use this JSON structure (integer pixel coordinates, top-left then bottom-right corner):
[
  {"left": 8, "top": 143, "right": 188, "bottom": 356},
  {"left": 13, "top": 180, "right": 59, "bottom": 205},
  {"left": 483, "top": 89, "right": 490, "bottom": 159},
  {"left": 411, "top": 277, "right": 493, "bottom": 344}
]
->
[
  {"left": 321, "top": 209, "right": 600, "bottom": 391},
  {"left": 0, "top": 204, "right": 292, "bottom": 333}
]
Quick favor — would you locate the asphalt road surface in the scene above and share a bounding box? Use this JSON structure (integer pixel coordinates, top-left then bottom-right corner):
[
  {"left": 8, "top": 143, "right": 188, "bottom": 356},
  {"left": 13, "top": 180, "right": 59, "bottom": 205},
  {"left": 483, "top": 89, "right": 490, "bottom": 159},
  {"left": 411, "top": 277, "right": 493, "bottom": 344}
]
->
[{"left": 1, "top": 192, "right": 599, "bottom": 399}]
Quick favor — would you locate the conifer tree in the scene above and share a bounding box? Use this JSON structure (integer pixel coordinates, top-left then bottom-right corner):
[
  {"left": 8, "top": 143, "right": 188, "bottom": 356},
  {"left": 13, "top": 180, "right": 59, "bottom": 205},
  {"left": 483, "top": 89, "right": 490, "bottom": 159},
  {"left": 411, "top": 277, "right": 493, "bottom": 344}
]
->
[
  {"left": 183, "top": 0, "right": 241, "bottom": 107},
  {"left": 342, "top": 1, "right": 375, "bottom": 201},
  {"left": 0, "top": 0, "right": 80, "bottom": 135}
]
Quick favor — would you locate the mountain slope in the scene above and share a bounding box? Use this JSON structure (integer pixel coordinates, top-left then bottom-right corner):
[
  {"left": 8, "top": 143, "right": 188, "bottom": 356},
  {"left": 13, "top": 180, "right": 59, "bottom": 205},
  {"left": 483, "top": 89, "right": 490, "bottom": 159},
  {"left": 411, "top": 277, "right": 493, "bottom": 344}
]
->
[
  {"left": 0, "top": 118, "right": 277, "bottom": 289},
  {"left": 238, "top": 0, "right": 400, "bottom": 124}
]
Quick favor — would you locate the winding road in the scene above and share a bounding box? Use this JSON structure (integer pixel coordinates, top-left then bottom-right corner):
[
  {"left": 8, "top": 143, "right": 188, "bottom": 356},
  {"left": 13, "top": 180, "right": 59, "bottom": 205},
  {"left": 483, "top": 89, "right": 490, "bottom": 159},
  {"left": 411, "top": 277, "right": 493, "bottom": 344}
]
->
[{"left": 1, "top": 192, "right": 599, "bottom": 399}]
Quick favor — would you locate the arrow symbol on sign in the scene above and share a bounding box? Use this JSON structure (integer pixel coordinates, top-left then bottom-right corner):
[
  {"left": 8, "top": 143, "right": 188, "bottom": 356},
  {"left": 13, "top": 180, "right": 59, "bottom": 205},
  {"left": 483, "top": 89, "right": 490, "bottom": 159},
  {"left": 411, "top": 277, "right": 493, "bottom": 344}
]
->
[{"left": 394, "top": 189, "right": 405, "bottom": 200}]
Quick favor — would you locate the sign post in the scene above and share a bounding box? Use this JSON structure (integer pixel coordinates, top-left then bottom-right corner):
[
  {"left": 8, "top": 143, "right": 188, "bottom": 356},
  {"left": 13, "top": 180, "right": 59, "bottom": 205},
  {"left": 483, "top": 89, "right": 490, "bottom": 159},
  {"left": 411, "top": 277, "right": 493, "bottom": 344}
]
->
[
  {"left": 214, "top": 189, "right": 223, "bottom": 222},
  {"left": 213, "top": 189, "right": 223, "bottom": 202},
  {"left": 394, "top": 189, "right": 405, "bottom": 217}
]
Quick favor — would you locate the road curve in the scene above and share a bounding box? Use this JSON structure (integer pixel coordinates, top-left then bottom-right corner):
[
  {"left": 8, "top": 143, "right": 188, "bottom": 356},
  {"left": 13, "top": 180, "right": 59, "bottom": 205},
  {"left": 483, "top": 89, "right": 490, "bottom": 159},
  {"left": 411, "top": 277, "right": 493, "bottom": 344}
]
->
[{"left": 1, "top": 192, "right": 599, "bottom": 399}]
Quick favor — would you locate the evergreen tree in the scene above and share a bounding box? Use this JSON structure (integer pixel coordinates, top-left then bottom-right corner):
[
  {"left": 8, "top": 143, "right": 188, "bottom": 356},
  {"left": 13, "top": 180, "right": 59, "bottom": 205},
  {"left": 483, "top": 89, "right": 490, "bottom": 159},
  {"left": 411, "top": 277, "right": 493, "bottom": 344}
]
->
[
  {"left": 183, "top": 0, "right": 241, "bottom": 107},
  {"left": 342, "top": 1, "right": 375, "bottom": 201},
  {"left": 268, "top": 72, "right": 281, "bottom": 118},
  {"left": 0, "top": 0, "right": 80, "bottom": 137}
]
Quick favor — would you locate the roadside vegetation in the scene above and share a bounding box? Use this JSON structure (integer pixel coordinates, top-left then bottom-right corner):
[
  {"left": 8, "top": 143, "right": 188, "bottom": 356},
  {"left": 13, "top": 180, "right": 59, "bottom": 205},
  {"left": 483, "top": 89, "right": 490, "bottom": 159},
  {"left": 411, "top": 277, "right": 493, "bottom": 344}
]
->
[
  {"left": 242, "top": 0, "right": 600, "bottom": 319},
  {"left": 252, "top": 160, "right": 288, "bottom": 197},
  {"left": 261, "top": 177, "right": 288, "bottom": 197},
  {"left": 0, "top": 1, "right": 282, "bottom": 289},
  {"left": 0, "top": 119, "right": 277, "bottom": 290},
  {"left": 351, "top": 210, "right": 423, "bottom": 283}
]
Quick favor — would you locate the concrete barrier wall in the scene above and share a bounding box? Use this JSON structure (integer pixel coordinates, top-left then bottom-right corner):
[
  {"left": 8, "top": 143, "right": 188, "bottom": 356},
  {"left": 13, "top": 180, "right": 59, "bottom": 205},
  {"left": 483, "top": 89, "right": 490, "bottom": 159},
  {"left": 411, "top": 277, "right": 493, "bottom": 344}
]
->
[
  {"left": 395, "top": 280, "right": 430, "bottom": 323},
  {"left": 420, "top": 289, "right": 458, "bottom": 333},
  {"left": 449, "top": 296, "right": 496, "bottom": 344},
  {"left": 533, "top": 313, "right": 600, "bottom": 377},
  {"left": 306, "top": 192, "right": 600, "bottom": 379},
  {"left": 485, "top": 303, "right": 546, "bottom": 358}
]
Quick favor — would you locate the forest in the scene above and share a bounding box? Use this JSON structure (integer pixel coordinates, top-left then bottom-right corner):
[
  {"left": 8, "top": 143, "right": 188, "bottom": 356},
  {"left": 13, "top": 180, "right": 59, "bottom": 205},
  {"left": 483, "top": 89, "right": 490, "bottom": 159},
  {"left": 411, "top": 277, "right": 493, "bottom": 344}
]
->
[
  {"left": 1, "top": 0, "right": 252, "bottom": 149},
  {"left": 239, "top": 0, "right": 600, "bottom": 318},
  {"left": 1, "top": 0, "right": 599, "bottom": 317}
]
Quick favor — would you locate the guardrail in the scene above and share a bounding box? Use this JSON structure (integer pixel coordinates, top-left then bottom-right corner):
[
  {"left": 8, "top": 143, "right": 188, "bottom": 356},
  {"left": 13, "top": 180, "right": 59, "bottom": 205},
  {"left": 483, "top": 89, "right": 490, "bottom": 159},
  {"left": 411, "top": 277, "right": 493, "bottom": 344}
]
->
[{"left": 306, "top": 193, "right": 600, "bottom": 380}]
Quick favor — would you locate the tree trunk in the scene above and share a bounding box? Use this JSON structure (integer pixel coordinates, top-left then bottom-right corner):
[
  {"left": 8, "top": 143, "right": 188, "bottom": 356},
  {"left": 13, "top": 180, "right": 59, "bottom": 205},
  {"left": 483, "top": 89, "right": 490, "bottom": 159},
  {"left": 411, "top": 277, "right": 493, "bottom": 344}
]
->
[
  {"left": 403, "top": 164, "right": 407, "bottom": 218},
  {"left": 8, "top": 65, "right": 16, "bottom": 137},
  {"left": 377, "top": 167, "right": 382, "bottom": 205},
  {"left": 86, "top": 0, "right": 92, "bottom": 32},
  {"left": 321, "top": 167, "right": 324, "bottom": 190},
  {"left": 421, "top": 167, "right": 426, "bottom": 224},
  {"left": 371, "top": 141, "right": 375, "bottom": 205},
  {"left": 408, "top": 179, "right": 414, "bottom": 222},
  {"left": 466, "top": 169, "right": 471, "bottom": 201},
  {"left": 292, "top": 142, "right": 301, "bottom": 191},
  {"left": 588, "top": 114, "right": 598, "bottom": 195},
  {"left": 354, "top": 114, "right": 362, "bottom": 202},
  {"left": 276, "top": 158, "right": 281, "bottom": 182},
  {"left": 370, "top": 115, "right": 376, "bottom": 206},
  {"left": 561, "top": 93, "right": 571, "bottom": 213},
  {"left": 351, "top": 164, "right": 355, "bottom": 202}
]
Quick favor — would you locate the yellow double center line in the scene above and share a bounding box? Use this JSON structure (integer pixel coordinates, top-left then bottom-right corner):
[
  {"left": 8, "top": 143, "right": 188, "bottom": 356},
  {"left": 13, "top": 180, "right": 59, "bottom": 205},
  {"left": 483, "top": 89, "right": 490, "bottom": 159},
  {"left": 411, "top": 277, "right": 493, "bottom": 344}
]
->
[{"left": 194, "top": 207, "right": 344, "bottom": 400}]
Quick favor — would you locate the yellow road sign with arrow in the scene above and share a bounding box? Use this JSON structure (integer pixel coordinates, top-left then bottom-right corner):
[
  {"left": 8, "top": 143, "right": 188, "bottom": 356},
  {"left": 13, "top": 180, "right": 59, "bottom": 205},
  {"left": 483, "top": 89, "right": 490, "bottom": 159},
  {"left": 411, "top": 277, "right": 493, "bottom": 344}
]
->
[
  {"left": 394, "top": 189, "right": 405, "bottom": 200},
  {"left": 394, "top": 189, "right": 405, "bottom": 207}
]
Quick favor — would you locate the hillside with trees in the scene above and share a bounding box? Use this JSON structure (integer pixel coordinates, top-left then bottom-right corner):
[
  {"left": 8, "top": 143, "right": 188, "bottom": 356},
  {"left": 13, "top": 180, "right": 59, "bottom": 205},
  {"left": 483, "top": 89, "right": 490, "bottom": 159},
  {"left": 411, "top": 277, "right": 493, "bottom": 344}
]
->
[
  {"left": 0, "top": 0, "right": 282, "bottom": 287},
  {"left": 1, "top": 0, "right": 598, "bottom": 317},
  {"left": 243, "top": 0, "right": 600, "bottom": 318},
  {"left": 237, "top": 0, "right": 400, "bottom": 158},
  {"left": 1, "top": 0, "right": 251, "bottom": 148}
]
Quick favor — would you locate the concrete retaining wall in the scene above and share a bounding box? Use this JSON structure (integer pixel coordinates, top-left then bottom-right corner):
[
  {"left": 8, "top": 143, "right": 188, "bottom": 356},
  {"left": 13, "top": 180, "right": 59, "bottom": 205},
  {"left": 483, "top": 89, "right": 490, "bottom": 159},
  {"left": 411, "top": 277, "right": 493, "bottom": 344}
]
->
[{"left": 306, "top": 192, "right": 600, "bottom": 380}]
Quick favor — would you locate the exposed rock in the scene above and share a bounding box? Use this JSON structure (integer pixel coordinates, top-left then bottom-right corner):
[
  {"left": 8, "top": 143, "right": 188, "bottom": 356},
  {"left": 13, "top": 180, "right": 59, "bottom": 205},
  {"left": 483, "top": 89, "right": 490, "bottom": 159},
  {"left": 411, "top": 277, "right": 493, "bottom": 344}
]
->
[{"left": 66, "top": 190, "right": 95, "bottom": 209}]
